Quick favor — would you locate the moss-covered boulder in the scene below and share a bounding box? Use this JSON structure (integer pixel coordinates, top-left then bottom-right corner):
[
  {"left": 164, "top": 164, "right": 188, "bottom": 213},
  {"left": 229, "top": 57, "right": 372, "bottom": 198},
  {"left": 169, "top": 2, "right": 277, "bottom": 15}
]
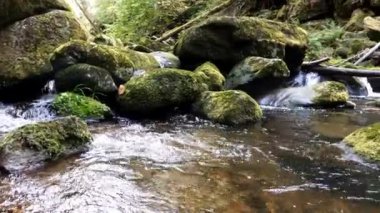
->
[
  {"left": 343, "top": 123, "right": 380, "bottom": 161},
  {"left": 333, "top": 0, "right": 365, "bottom": 18},
  {"left": 225, "top": 57, "right": 290, "bottom": 97},
  {"left": 194, "top": 62, "right": 225, "bottom": 91},
  {"left": 312, "top": 81, "right": 349, "bottom": 106},
  {"left": 50, "top": 40, "right": 160, "bottom": 85},
  {"left": 52, "top": 92, "right": 113, "bottom": 120},
  {"left": 193, "top": 90, "right": 263, "bottom": 125},
  {"left": 0, "top": 116, "right": 92, "bottom": 170},
  {"left": 0, "top": 0, "right": 68, "bottom": 28},
  {"left": 0, "top": 10, "right": 86, "bottom": 99},
  {"left": 344, "top": 9, "right": 374, "bottom": 32},
  {"left": 174, "top": 16, "right": 308, "bottom": 71},
  {"left": 55, "top": 64, "right": 118, "bottom": 99},
  {"left": 277, "top": 0, "right": 331, "bottom": 22},
  {"left": 364, "top": 16, "right": 380, "bottom": 41},
  {"left": 117, "top": 68, "right": 207, "bottom": 116}
]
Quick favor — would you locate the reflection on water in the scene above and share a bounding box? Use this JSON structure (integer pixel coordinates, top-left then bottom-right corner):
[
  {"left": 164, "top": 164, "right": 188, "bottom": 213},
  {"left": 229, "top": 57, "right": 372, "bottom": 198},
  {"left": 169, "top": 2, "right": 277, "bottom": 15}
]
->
[{"left": 1, "top": 101, "right": 380, "bottom": 212}]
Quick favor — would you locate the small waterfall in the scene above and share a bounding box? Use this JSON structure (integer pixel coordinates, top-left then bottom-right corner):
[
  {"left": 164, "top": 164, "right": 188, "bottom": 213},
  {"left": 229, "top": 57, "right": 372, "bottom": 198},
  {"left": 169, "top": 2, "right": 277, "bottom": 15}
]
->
[
  {"left": 355, "top": 77, "right": 380, "bottom": 97},
  {"left": 42, "top": 80, "right": 56, "bottom": 94},
  {"left": 259, "top": 72, "right": 321, "bottom": 107}
]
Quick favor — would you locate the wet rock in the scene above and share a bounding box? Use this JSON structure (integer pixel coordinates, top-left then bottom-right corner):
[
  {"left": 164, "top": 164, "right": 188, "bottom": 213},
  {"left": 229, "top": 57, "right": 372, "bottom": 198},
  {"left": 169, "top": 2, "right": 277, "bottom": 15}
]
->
[
  {"left": 52, "top": 92, "right": 113, "bottom": 120},
  {"left": 312, "top": 81, "right": 349, "bottom": 106},
  {"left": 50, "top": 40, "right": 160, "bottom": 85},
  {"left": 225, "top": 57, "right": 290, "bottom": 97},
  {"left": 116, "top": 68, "right": 207, "bottom": 116},
  {"left": 193, "top": 90, "right": 263, "bottom": 125},
  {"left": 194, "top": 62, "right": 225, "bottom": 91},
  {"left": 174, "top": 16, "right": 308, "bottom": 71},
  {"left": 55, "top": 63, "right": 118, "bottom": 99},
  {"left": 344, "top": 123, "right": 380, "bottom": 161},
  {"left": 0, "top": 0, "right": 68, "bottom": 28},
  {"left": 0, "top": 116, "right": 92, "bottom": 170},
  {"left": 0, "top": 11, "right": 86, "bottom": 99},
  {"left": 149, "top": 52, "right": 180, "bottom": 68}
]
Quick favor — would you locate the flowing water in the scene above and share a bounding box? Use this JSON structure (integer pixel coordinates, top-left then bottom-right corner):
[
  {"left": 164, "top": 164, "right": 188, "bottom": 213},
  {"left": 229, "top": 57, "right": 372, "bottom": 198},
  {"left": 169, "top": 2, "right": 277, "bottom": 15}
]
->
[{"left": 1, "top": 96, "right": 380, "bottom": 212}]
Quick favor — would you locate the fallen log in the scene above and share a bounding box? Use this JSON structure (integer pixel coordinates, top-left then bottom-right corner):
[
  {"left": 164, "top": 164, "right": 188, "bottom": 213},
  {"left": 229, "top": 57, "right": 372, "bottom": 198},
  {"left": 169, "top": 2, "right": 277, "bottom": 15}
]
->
[{"left": 304, "top": 65, "right": 380, "bottom": 77}]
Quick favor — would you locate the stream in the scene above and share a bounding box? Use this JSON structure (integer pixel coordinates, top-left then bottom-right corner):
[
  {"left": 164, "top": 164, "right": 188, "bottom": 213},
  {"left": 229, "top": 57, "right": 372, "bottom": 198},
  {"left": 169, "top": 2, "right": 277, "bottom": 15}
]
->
[{"left": 1, "top": 95, "right": 380, "bottom": 212}]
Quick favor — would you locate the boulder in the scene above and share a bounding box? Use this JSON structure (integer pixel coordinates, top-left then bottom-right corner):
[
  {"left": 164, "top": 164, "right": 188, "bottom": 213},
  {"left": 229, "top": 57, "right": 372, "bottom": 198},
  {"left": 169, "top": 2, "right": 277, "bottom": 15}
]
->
[
  {"left": 344, "top": 123, "right": 380, "bottom": 161},
  {"left": 0, "top": 116, "right": 92, "bottom": 170},
  {"left": 344, "top": 9, "right": 374, "bottom": 32},
  {"left": 225, "top": 57, "right": 290, "bottom": 97},
  {"left": 312, "top": 81, "right": 350, "bottom": 106},
  {"left": 277, "top": 0, "right": 332, "bottom": 22},
  {"left": 260, "top": 81, "right": 349, "bottom": 108},
  {"left": 52, "top": 92, "right": 113, "bottom": 120},
  {"left": 174, "top": 16, "right": 308, "bottom": 71},
  {"left": 50, "top": 40, "right": 160, "bottom": 85},
  {"left": 55, "top": 63, "right": 118, "bottom": 99},
  {"left": 194, "top": 62, "right": 225, "bottom": 91},
  {"left": 193, "top": 90, "right": 263, "bottom": 125},
  {"left": 0, "top": 0, "right": 68, "bottom": 28},
  {"left": 0, "top": 11, "right": 86, "bottom": 99},
  {"left": 117, "top": 68, "right": 207, "bottom": 116},
  {"left": 364, "top": 16, "right": 380, "bottom": 41},
  {"left": 333, "top": 0, "right": 365, "bottom": 18}
]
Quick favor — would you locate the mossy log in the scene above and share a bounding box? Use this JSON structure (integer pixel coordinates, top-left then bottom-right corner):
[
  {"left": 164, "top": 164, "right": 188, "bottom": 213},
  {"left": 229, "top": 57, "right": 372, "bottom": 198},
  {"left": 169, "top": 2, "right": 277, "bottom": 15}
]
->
[{"left": 304, "top": 65, "right": 380, "bottom": 77}]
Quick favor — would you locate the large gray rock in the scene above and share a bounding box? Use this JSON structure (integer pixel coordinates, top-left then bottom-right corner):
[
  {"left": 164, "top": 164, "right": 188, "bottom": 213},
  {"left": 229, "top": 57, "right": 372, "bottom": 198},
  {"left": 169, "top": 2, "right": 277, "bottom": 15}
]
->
[{"left": 0, "top": 10, "right": 86, "bottom": 99}]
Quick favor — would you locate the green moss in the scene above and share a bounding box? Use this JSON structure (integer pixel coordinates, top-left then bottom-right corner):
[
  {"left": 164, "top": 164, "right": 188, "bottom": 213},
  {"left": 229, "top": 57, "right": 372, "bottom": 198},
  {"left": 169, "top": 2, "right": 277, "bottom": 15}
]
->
[
  {"left": 344, "top": 123, "right": 380, "bottom": 161},
  {"left": 193, "top": 90, "right": 263, "bottom": 125},
  {"left": 117, "top": 68, "right": 207, "bottom": 115},
  {"left": 312, "top": 81, "right": 349, "bottom": 106},
  {"left": 52, "top": 92, "right": 113, "bottom": 120},
  {"left": 0, "top": 11, "right": 86, "bottom": 91},
  {"left": 50, "top": 40, "right": 160, "bottom": 83},
  {"left": 277, "top": 0, "right": 330, "bottom": 22},
  {"left": 226, "top": 56, "right": 290, "bottom": 89},
  {"left": 0, "top": 116, "right": 92, "bottom": 159},
  {"left": 194, "top": 62, "right": 225, "bottom": 91}
]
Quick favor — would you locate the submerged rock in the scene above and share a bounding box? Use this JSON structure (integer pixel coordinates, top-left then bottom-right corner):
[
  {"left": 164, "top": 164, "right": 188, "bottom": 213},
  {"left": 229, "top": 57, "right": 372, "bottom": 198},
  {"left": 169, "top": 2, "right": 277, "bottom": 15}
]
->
[
  {"left": 0, "top": 11, "right": 86, "bottom": 99},
  {"left": 193, "top": 90, "right": 263, "bottom": 125},
  {"left": 52, "top": 92, "right": 113, "bottom": 120},
  {"left": 174, "top": 16, "right": 308, "bottom": 71},
  {"left": 194, "top": 62, "right": 225, "bottom": 91},
  {"left": 225, "top": 56, "right": 290, "bottom": 97},
  {"left": 0, "top": 116, "right": 92, "bottom": 170},
  {"left": 50, "top": 40, "right": 160, "bottom": 85},
  {"left": 344, "top": 123, "right": 380, "bottom": 162},
  {"left": 117, "top": 68, "right": 207, "bottom": 116},
  {"left": 0, "top": 0, "right": 68, "bottom": 28},
  {"left": 55, "top": 63, "right": 118, "bottom": 99}
]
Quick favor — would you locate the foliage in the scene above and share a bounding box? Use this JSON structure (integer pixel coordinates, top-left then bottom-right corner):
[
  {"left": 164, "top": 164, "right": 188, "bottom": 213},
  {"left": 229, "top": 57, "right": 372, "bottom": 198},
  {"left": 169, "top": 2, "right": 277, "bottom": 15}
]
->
[{"left": 305, "top": 20, "right": 345, "bottom": 60}]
